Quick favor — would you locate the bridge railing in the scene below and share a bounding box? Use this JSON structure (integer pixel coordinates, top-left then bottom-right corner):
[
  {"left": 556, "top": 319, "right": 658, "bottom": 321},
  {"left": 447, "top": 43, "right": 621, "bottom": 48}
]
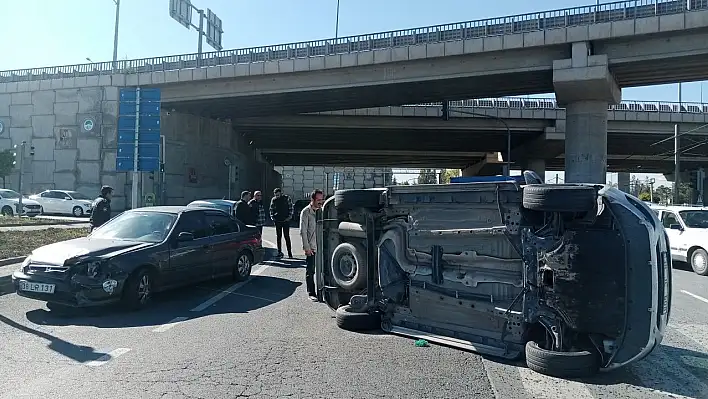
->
[
  {"left": 1, "top": 0, "right": 706, "bottom": 83},
  {"left": 404, "top": 98, "right": 708, "bottom": 113}
]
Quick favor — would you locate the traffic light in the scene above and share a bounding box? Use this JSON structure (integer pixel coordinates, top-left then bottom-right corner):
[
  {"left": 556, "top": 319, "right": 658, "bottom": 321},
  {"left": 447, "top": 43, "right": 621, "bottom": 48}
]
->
[
  {"left": 441, "top": 101, "right": 450, "bottom": 121},
  {"left": 159, "top": 163, "right": 165, "bottom": 174},
  {"left": 233, "top": 165, "right": 239, "bottom": 181},
  {"left": 29, "top": 145, "right": 35, "bottom": 156},
  {"left": 12, "top": 145, "right": 17, "bottom": 167},
  {"left": 148, "top": 171, "right": 155, "bottom": 180}
]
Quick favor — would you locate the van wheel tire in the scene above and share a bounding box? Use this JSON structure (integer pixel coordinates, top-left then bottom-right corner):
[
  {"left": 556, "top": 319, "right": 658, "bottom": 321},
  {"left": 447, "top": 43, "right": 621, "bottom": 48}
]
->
[
  {"left": 331, "top": 242, "right": 367, "bottom": 290},
  {"left": 689, "top": 248, "right": 708, "bottom": 276},
  {"left": 335, "top": 305, "right": 381, "bottom": 332},
  {"left": 523, "top": 184, "right": 597, "bottom": 213},
  {"left": 334, "top": 189, "right": 384, "bottom": 210},
  {"left": 525, "top": 341, "right": 600, "bottom": 378}
]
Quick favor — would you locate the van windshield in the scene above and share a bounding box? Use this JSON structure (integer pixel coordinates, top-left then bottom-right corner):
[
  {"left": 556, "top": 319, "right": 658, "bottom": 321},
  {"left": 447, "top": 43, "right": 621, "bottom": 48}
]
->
[{"left": 679, "top": 210, "right": 708, "bottom": 228}]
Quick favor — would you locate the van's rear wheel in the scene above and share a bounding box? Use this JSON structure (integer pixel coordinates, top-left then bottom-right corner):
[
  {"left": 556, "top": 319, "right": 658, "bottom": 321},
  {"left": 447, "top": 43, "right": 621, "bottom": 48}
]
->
[{"left": 525, "top": 341, "right": 600, "bottom": 378}]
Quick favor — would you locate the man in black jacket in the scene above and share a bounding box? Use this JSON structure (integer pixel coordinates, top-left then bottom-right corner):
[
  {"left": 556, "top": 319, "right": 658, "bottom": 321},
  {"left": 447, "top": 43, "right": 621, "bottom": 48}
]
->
[
  {"left": 89, "top": 185, "right": 113, "bottom": 232},
  {"left": 235, "top": 191, "right": 255, "bottom": 225},
  {"left": 269, "top": 187, "right": 293, "bottom": 258}
]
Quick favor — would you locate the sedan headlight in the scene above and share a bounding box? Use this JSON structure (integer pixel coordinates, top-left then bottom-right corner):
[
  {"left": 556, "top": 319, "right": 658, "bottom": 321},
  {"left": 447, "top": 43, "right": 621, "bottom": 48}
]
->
[
  {"left": 20, "top": 256, "right": 31, "bottom": 272},
  {"left": 86, "top": 261, "right": 103, "bottom": 278}
]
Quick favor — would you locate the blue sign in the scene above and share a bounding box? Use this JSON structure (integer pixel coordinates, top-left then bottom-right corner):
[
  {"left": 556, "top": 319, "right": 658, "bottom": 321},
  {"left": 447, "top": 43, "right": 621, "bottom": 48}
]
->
[{"left": 116, "top": 88, "right": 161, "bottom": 172}]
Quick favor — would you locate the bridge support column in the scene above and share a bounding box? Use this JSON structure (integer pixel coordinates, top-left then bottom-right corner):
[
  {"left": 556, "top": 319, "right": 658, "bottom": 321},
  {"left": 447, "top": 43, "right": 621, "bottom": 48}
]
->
[
  {"left": 554, "top": 42, "right": 621, "bottom": 184},
  {"left": 525, "top": 159, "right": 546, "bottom": 182},
  {"left": 617, "top": 172, "right": 630, "bottom": 193}
]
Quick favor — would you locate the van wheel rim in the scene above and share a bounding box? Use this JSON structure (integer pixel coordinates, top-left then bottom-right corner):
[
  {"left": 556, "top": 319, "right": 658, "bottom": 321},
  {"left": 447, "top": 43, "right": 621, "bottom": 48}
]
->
[
  {"left": 694, "top": 252, "right": 707, "bottom": 273},
  {"left": 338, "top": 253, "right": 357, "bottom": 279}
]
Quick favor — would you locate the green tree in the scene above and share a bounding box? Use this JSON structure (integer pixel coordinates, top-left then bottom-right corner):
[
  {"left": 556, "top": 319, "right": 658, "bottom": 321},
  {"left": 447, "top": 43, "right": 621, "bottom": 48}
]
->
[
  {"left": 417, "top": 169, "right": 437, "bottom": 184},
  {"left": 654, "top": 186, "right": 672, "bottom": 204},
  {"left": 440, "top": 169, "right": 461, "bottom": 184},
  {"left": 638, "top": 191, "right": 651, "bottom": 202},
  {"left": 391, "top": 176, "right": 398, "bottom": 185},
  {"left": 0, "top": 150, "right": 15, "bottom": 189}
]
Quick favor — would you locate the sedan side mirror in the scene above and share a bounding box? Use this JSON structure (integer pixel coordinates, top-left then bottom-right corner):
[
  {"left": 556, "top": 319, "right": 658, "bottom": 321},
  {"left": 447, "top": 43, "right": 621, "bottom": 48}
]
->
[
  {"left": 669, "top": 224, "right": 684, "bottom": 231},
  {"left": 177, "top": 232, "right": 194, "bottom": 241},
  {"left": 65, "top": 197, "right": 72, "bottom": 200}
]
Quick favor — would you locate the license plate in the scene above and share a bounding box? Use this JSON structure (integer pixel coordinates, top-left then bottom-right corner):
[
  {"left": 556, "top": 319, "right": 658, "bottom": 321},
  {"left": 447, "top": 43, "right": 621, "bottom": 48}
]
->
[{"left": 19, "top": 281, "right": 55, "bottom": 294}]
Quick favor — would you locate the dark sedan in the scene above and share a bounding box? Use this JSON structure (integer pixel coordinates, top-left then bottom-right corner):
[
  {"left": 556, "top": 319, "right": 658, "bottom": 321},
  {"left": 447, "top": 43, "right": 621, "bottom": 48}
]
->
[{"left": 11, "top": 206, "right": 264, "bottom": 310}]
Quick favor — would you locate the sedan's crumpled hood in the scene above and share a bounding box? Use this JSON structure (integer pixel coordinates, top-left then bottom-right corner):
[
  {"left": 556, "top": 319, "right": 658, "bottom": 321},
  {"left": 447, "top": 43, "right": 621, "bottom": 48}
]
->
[{"left": 29, "top": 237, "right": 152, "bottom": 265}]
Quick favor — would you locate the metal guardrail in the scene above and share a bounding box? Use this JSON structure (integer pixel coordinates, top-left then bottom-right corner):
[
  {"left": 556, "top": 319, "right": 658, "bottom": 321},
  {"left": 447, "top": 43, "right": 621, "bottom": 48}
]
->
[
  {"left": 1, "top": 0, "right": 706, "bottom": 84},
  {"left": 406, "top": 98, "right": 708, "bottom": 113}
]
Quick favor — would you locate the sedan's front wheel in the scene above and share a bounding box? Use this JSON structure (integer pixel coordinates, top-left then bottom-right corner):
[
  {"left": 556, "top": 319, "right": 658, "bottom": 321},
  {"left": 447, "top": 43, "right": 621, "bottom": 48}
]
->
[
  {"left": 234, "top": 252, "right": 253, "bottom": 282},
  {"left": 122, "top": 269, "right": 153, "bottom": 311}
]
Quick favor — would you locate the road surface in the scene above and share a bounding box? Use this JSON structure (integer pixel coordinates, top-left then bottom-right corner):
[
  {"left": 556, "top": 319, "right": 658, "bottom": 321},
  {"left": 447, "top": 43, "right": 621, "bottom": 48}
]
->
[{"left": 0, "top": 227, "right": 706, "bottom": 398}]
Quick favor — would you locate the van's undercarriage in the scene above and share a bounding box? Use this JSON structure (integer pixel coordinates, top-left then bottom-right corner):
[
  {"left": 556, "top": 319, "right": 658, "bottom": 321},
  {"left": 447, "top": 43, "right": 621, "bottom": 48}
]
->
[{"left": 316, "top": 177, "right": 668, "bottom": 378}]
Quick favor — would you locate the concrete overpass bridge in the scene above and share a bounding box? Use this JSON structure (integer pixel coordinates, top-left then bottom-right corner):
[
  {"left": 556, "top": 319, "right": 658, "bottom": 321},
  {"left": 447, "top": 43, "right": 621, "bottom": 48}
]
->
[{"left": 232, "top": 98, "right": 708, "bottom": 174}]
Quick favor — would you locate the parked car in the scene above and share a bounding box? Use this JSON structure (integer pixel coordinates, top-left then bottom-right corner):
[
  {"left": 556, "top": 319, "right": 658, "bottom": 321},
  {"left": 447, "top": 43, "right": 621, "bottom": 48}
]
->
[
  {"left": 187, "top": 199, "right": 236, "bottom": 217},
  {"left": 0, "top": 189, "right": 42, "bottom": 217},
  {"left": 316, "top": 172, "right": 671, "bottom": 379},
  {"left": 28, "top": 190, "right": 93, "bottom": 217},
  {"left": 12, "top": 206, "right": 263, "bottom": 310},
  {"left": 652, "top": 205, "right": 708, "bottom": 275}
]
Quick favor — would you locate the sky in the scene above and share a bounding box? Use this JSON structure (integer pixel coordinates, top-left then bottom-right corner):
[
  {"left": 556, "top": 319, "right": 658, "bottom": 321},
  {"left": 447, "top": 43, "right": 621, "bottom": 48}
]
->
[{"left": 3, "top": 0, "right": 706, "bottom": 188}]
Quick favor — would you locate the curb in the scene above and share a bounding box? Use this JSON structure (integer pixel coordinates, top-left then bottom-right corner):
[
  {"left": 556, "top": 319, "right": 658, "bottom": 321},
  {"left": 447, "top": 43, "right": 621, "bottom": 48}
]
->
[
  {"left": 0, "top": 220, "right": 86, "bottom": 228},
  {"left": 0, "top": 256, "right": 26, "bottom": 266}
]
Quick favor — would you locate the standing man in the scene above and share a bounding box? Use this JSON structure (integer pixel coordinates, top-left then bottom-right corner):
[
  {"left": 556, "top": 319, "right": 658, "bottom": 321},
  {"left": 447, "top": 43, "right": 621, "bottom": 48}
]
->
[
  {"left": 269, "top": 187, "right": 294, "bottom": 259},
  {"left": 249, "top": 190, "right": 266, "bottom": 235},
  {"left": 235, "top": 191, "right": 255, "bottom": 225},
  {"left": 300, "top": 189, "right": 324, "bottom": 302},
  {"left": 89, "top": 185, "right": 113, "bottom": 232}
]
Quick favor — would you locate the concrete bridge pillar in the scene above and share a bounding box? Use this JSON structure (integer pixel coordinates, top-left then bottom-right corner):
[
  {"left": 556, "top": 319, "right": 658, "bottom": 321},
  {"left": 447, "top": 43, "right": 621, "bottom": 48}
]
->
[
  {"left": 553, "top": 42, "right": 621, "bottom": 184},
  {"left": 617, "top": 172, "right": 630, "bottom": 193},
  {"left": 525, "top": 159, "right": 546, "bottom": 182}
]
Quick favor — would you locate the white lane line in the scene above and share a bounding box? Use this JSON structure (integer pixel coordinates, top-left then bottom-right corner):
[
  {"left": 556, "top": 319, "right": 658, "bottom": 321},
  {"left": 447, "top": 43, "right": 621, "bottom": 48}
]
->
[
  {"left": 85, "top": 347, "right": 131, "bottom": 367},
  {"left": 152, "top": 316, "right": 188, "bottom": 333},
  {"left": 518, "top": 367, "right": 594, "bottom": 399},
  {"left": 189, "top": 264, "right": 269, "bottom": 312},
  {"left": 681, "top": 290, "right": 708, "bottom": 304},
  {"left": 262, "top": 239, "right": 276, "bottom": 248},
  {"left": 228, "top": 292, "right": 275, "bottom": 303}
]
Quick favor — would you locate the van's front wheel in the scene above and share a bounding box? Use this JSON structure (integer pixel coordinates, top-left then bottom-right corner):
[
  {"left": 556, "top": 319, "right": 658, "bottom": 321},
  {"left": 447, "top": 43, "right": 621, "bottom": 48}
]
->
[{"left": 525, "top": 341, "right": 600, "bottom": 378}]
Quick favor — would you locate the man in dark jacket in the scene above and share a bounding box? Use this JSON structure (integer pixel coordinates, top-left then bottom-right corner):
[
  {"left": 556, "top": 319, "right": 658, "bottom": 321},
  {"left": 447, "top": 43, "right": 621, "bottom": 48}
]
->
[
  {"left": 269, "top": 187, "right": 293, "bottom": 258},
  {"left": 235, "top": 191, "right": 255, "bottom": 225},
  {"left": 248, "top": 190, "right": 265, "bottom": 235},
  {"left": 89, "top": 185, "right": 113, "bottom": 232}
]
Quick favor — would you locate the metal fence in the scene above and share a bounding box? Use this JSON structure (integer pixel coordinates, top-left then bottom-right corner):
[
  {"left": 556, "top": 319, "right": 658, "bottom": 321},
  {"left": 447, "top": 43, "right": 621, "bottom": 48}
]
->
[
  {"left": 404, "top": 98, "right": 708, "bottom": 113},
  {"left": 1, "top": 0, "right": 706, "bottom": 83}
]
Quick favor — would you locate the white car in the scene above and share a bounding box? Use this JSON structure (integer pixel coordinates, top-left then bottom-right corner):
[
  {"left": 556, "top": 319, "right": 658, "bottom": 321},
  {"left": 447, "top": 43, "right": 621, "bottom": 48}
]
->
[
  {"left": 28, "top": 190, "right": 93, "bottom": 217},
  {"left": 653, "top": 205, "right": 708, "bottom": 276},
  {"left": 0, "top": 189, "right": 42, "bottom": 217}
]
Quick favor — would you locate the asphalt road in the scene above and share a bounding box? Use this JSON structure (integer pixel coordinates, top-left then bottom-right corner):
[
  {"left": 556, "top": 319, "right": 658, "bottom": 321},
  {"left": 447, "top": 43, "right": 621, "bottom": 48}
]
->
[{"left": 0, "top": 228, "right": 707, "bottom": 398}]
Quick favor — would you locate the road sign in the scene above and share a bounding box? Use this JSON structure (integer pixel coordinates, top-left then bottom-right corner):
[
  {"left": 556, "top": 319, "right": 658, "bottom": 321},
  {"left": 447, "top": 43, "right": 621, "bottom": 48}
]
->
[
  {"left": 206, "top": 8, "right": 223, "bottom": 51},
  {"left": 83, "top": 118, "right": 95, "bottom": 132},
  {"left": 169, "top": 0, "right": 192, "bottom": 29},
  {"left": 116, "top": 87, "right": 161, "bottom": 173}
]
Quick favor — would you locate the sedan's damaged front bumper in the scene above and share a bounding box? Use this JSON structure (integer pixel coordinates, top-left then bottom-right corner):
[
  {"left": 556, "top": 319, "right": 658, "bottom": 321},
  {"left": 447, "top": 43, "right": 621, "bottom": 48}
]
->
[{"left": 11, "top": 269, "right": 126, "bottom": 308}]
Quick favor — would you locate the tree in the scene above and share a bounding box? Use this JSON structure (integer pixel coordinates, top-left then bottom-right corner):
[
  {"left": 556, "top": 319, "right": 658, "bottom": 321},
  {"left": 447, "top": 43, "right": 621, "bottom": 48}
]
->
[
  {"left": 0, "top": 150, "right": 15, "bottom": 189},
  {"left": 391, "top": 176, "right": 398, "bottom": 185},
  {"left": 638, "top": 191, "right": 651, "bottom": 202},
  {"left": 417, "top": 169, "right": 437, "bottom": 184},
  {"left": 654, "top": 186, "right": 672, "bottom": 204},
  {"left": 440, "top": 169, "right": 461, "bottom": 184}
]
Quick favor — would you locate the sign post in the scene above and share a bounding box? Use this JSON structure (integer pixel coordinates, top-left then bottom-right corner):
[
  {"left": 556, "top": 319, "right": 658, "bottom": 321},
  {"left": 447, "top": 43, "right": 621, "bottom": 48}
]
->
[
  {"left": 117, "top": 88, "right": 161, "bottom": 209},
  {"left": 169, "top": 0, "right": 224, "bottom": 67}
]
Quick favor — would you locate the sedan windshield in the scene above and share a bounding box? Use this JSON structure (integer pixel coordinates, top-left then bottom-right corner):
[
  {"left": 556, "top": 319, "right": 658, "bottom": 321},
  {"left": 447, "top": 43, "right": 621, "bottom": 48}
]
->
[
  {"left": 67, "top": 191, "right": 91, "bottom": 200},
  {"left": 679, "top": 210, "right": 708, "bottom": 228},
  {"left": 91, "top": 211, "right": 177, "bottom": 243},
  {"left": 0, "top": 190, "right": 21, "bottom": 199}
]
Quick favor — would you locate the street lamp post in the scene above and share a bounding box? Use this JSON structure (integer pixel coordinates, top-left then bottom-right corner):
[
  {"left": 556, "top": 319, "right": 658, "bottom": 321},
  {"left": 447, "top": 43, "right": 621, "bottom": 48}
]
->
[
  {"left": 335, "top": 0, "right": 341, "bottom": 39},
  {"left": 112, "top": 0, "right": 120, "bottom": 70}
]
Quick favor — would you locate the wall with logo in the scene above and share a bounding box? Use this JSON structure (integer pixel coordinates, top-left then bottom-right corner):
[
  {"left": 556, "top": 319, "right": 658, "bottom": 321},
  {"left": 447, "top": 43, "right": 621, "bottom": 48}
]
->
[{"left": 0, "top": 86, "right": 123, "bottom": 206}]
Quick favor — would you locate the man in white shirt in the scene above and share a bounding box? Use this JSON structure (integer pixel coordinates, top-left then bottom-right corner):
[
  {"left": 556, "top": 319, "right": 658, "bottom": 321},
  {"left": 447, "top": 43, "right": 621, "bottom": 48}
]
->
[{"left": 300, "top": 188, "right": 324, "bottom": 302}]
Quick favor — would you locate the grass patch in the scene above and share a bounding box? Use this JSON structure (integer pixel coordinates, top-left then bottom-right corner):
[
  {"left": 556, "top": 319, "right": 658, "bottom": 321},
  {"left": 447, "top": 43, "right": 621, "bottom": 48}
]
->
[
  {"left": 0, "top": 227, "right": 90, "bottom": 259},
  {"left": 0, "top": 216, "right": 54, "bottom": 226}
]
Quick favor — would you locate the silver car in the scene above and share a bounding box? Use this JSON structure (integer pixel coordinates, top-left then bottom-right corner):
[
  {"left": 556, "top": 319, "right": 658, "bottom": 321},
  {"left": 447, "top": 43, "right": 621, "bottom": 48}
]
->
[{"left": 315, "top": 171, "right": 671, "bottom": 379}]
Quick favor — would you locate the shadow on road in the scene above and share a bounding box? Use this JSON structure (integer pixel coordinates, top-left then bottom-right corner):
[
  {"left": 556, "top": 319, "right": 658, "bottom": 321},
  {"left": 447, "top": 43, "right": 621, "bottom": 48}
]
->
[
  {"left": 0, "top": 275, "right": 12, "bottom": 298},
  {"left": 0, "top": 313, "right": 112, "bottom": 364},
  {"left": 575, "top": 344, "right": 708, "bottom": 398},
  {"left": 25, "top": 274, "right": 300, "bottom": 329}
]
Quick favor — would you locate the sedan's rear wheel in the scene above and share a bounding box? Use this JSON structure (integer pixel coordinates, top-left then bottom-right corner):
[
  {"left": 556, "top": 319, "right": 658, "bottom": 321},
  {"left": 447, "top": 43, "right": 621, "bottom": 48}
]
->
[{"left": 234, "top": 252, "right": 253, "bottom": 282}]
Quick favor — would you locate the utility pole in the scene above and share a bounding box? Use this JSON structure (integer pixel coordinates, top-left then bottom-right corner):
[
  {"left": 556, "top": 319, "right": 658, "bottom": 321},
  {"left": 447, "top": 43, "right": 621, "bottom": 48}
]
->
[
  {"left": 555, "top": 175, "right": 559, "bottom": 184},
  {"left": 112, "top": 0, "right": 120, "bottom": 70},
  {"left": 674, "top": 82, "right": 682, "bottom": 205},
  {"left": 335, "top": 0, "right": 341, "bottom": 40}
]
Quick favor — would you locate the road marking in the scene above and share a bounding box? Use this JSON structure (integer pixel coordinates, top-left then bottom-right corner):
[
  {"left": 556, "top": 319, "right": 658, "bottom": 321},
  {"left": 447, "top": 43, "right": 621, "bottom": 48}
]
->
[
  {"left": 152, "top": 316, "right": 188, "bottom": 333},
  {"left": 189, "top": 264, "right": 269, "bottom": 312},
  {"left": 518, "top": 367, "right": 594, "bottom": 399},
  {"left": 681, "top": 290, "right": 708, "bottom": 304},
  {"left": 480, "top": 359, "right": 502, "bottom": 399},
  {"left": 85, "top": 347, "right": 131, "bottom": 367},
  {"left": 228, "top": 292, "right": 275, "bottom": 303},
  {"left": 262, "top": 239, "right": 276, "bottom": 248}
]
